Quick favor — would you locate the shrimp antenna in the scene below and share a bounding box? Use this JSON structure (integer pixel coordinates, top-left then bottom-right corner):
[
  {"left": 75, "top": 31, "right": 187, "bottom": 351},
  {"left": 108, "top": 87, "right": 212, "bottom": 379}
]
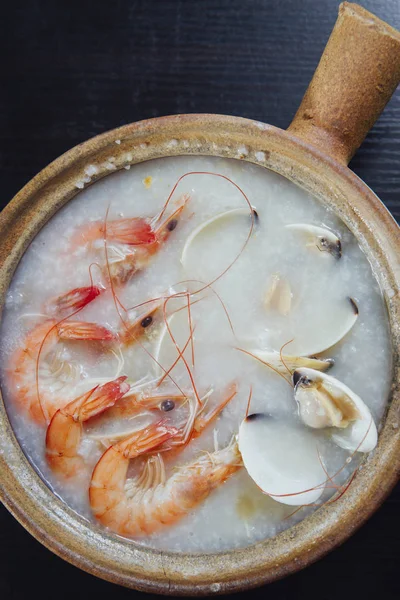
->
[
  {"left": 174, "top": 278, "right": 236, "bottom": 336},
  {"left": 245, "top": 385, "right": 253, "bottom": 418},
  {"left": 187, "top": 292, "right": 195, "bottom": 368},
  {"left": 321, "top": 418, "right": 373, "bottom": 483},
  {"left": 317, "top": 447, "right": 341, "bottom": 491},
  {"left": 234, "top": 347, "right": 293, "bottom": 386},
  {"left": 162, "top": 293, "right": 203, "bottom": 406},
  {"left": 157, "top": 323, "right": 196, "bottom": 387},
  {"left": 280, "top": 338, "right": 295, "bottom": 376},
  {"left": 88, "top": 261, "right": 104, "bottom": 289},
  {"left": 264, "top": 425, "right": 370, "bottom": 502}
]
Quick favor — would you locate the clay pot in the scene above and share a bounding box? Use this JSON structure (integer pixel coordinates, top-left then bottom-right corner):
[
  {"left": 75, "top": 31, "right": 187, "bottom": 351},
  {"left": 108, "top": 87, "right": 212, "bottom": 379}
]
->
[{"left": 1, "top": 3, "right": 399, "bottom": 594}]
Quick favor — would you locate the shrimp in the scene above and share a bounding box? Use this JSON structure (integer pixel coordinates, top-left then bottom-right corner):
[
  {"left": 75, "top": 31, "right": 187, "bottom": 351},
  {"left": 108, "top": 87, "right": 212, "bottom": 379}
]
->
[
  {"left": 104, "top": 194, "right": 190, "bottom": 286},
  {"left": 72, "top": 193, "right": 189, "bottom": 250},
  {"left": 45, "top": 376, "right": 130, "bottom": 478},
  {"left": 89, "top": 427, "right": 241, "bottom": 536},
  {"left": 89, "top": 383, "right": 240, "bottom": 536},
  {"left": 8, "top": 318, "right": 115, "bottom": 424}
]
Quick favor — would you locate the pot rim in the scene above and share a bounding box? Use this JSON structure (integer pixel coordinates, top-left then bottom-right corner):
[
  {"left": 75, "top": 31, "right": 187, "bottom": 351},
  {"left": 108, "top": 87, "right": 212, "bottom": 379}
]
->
[{"left": 0, "top": 113, "right": 399, "bottom": 595}]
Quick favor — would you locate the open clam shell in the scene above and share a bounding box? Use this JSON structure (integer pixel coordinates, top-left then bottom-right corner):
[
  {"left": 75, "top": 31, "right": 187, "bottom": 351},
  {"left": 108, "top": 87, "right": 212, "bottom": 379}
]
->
[
  {"left": 180, "top": 207, "right": 256, "bottom": 274},
  {"left": 285, "top": 223, "right": 342, "bottom": 259},
  {"left": 238, "top": 415, "right": 326, "bottom": 506},
  {"left": 293, "top": 368, "right": 377, "bottom": 453},
  {"left": 285, "top": 296, "right": 358, "bottom": 356},
  {"left": 242, "top": 294, "right": 358, "bottom": 358}
]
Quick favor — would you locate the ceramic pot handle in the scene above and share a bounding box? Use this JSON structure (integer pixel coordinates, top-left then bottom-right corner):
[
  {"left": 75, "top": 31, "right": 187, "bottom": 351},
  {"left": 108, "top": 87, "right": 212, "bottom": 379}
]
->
[{"left": 287, "top": 2, "right": 400, "bottom": 165}]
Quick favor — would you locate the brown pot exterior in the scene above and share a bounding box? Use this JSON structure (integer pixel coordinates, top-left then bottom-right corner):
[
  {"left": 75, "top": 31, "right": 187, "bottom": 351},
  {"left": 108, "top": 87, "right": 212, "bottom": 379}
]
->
[{"left": 1, "top": 3, "right": 400, "bottom": 595}]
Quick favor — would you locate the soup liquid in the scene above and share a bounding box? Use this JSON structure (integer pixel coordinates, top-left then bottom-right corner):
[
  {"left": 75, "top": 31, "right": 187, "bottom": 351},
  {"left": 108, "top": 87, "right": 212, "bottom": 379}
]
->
[{"left": 0, "top": 156, "right": 392, "bottom": 552}]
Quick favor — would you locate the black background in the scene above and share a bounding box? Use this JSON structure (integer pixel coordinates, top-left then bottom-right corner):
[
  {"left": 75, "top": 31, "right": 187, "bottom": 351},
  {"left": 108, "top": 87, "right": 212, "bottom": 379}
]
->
[{"left": 1, "top": 1, "right": 399, "bottom": 599}]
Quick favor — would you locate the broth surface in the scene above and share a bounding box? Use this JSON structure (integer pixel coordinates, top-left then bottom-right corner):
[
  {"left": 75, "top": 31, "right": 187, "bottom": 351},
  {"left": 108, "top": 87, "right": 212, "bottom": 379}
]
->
[{"left": 0, "top": 156, "right": 392, "bottom": 551}]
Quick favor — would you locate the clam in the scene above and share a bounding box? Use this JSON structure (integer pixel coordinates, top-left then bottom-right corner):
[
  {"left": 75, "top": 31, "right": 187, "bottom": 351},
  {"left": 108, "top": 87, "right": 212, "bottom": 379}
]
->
[
  {"left": 263, "top": 274, "right": 292, "bottom": 316},
  {"left": 237, "top": 348, "right": 334, "bottom": 375},
  {"left": 242, "top": 296, "right": 358, "bottom": 357},
  {"left": 238, "top": 416, "right": 326, "bottom": 506},
  {"left": 285, "top": 223, "right": 341, "bottom": 259},
  {"left": 180, "top": 207, "right": 257, "bottom": 270},
  {"left": 293, "top": 368, "right": 377, "bottom": 453},
  {"left": 285, "top": 296, "right": 359, "bottom": 356}
]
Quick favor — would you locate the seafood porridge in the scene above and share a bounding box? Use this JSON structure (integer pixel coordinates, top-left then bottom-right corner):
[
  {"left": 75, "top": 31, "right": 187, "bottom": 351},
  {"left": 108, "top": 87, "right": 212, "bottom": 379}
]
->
[{"left": 0, "top": 156, "right": 392, "bottom": 552}]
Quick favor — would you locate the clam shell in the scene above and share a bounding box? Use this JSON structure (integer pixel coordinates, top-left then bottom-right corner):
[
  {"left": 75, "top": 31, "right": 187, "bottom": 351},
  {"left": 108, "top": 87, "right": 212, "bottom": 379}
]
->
[
  {"left": 285, "top": 297, "right": 358, "bottom": 356},
  {"left": 293, "top": 368, "right": 377, "bottom": 453},
  {"left": 285, "top": 223, "right": 341, "bottom": 259},
  {"left": 238, "top": 416, "right": 326, "bottom": 506},
  {"left": 180, "top": 207, "right": 256, "bottom": 271}
]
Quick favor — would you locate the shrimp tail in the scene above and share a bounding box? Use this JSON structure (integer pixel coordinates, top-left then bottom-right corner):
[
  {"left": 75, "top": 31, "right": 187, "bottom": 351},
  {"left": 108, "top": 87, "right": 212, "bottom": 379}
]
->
[
  {"left": 45, "top": 286, "right": 102, "bottom": 315},
  {"left": 57, "top": 321, "right": 116, "bottom": 341}
]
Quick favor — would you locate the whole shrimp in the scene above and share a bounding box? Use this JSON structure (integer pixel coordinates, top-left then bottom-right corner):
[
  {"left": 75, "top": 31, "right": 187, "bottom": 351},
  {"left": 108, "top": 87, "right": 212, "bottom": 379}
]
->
[
  {"left": 8, "top": 318, "right": 115, "bottom": 424},
  {"left": 89, "top": 426, "right": 241, "bottom": 537},
  {"left": 89, "top": 384, "right": 241, "bottom": 536},
  {"left": 45, "top": 376, "right": 130, "bottom": 478},
  {"left": 73, "top": 193, "right": 189, "bottom": 249}
]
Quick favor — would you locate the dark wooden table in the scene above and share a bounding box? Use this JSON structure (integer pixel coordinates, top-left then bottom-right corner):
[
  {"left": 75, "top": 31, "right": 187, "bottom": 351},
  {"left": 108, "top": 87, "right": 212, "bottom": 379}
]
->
[{"left": 1, "top": 1, "right": 399, "bottom": 598}]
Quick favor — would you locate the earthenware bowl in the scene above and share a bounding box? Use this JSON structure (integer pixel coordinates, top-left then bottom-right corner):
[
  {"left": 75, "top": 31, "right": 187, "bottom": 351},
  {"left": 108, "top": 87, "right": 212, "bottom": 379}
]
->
[{"left": 1, "top": 2, "right": 399, "bottom": 594}]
